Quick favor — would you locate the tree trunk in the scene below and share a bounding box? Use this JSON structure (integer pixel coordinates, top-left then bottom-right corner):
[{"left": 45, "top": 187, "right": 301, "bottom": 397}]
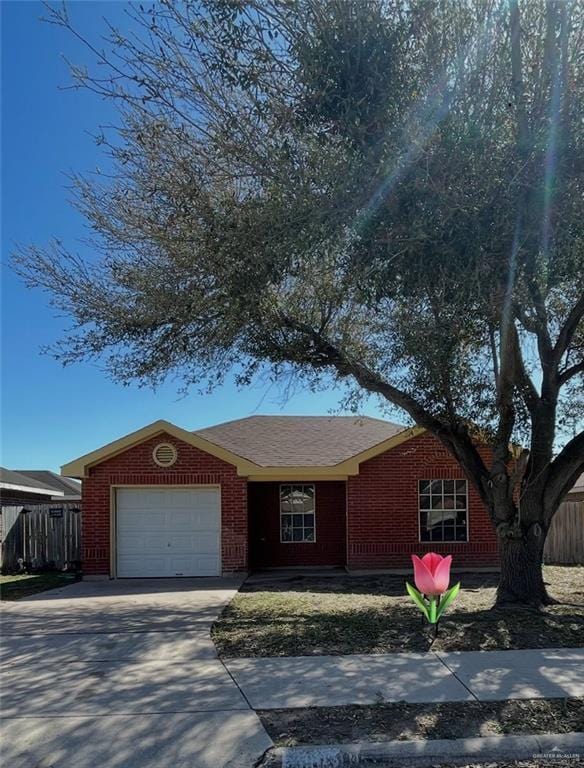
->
[{"left": 496, "top": 520, "right": 551, "bottom": 607}]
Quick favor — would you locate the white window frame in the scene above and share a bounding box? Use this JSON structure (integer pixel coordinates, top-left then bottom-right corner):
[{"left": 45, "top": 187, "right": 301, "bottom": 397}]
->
[
  {"left": 279, "top": 483, "right": 317, "bottom": 544},
  {"left": 418, "top": 479, "right": 469, "bottom": 543}
]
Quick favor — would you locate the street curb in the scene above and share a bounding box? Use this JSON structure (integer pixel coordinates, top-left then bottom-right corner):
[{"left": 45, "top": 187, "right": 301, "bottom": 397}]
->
[{"left": 264, "top": 731, "right": 584, "bottom": 767}]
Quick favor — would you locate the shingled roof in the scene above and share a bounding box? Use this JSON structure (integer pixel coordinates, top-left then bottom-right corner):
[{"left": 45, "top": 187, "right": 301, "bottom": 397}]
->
[
  {"left": 62, "top": 416, "right": 422, "bottom": 478},
  {"left": 195, "top": 415, "right": 407, "bottom": 467},
  {"left": 15, "top": 471, "right": 81, "bottom": 498},
  {"left": 0, "top": 468, "right": 59, "bottom": 496}
]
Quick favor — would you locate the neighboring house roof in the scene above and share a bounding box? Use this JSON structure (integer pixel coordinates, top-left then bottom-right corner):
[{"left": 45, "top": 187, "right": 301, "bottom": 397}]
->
[
  {"left": 568, "top": 473, "right": 584, "bottom": 498},
  {"left": 0, "top": 467, "right": 62, "bottom": 497},
  {"left": 14, "top": 470, "right": 81, "bottom": 498},
  {"left": 195, "top": 415, "right": 408, "bottom": 467},
  {"left": 61, "top": 417, "right": 424, "bottom": 479}
]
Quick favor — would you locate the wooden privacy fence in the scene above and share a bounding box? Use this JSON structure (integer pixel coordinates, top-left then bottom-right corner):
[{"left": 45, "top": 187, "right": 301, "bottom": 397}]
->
[
  {"left": 0, "top": 503, "right": 81, "bottom": 572},
  {"left": 544, "top": 500, "right": 584, "bottom": 565}
]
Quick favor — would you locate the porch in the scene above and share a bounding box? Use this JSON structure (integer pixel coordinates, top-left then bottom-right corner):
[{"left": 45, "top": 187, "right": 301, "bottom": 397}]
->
[{"left": 247, "top": 481, "right": 347, "bottom": 569}]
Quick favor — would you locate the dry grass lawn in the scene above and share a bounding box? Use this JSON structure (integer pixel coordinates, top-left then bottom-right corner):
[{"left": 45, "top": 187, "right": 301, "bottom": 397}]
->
[
  {"left": 259, "top": 698, "right": 583, "bottom": 746},
  {"left": 212, "top": 566, "right": 584, "bottom": 657},
  {"left": 0, "top": 572, "right": 78, "bottom": 601}
]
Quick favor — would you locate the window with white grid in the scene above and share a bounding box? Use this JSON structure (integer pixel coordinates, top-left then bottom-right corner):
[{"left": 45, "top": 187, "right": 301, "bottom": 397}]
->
[
  {"left": 280, "top": 484, "right": 316, "bottom": 543},
  {"left": 418, "top": 479, "right": 468, "bottom": 542}
]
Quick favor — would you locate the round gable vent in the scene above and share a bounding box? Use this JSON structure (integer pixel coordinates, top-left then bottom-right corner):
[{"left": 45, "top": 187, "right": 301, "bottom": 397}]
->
[{"left": 152, "top": 442, "right": 177, "bottom": 467}]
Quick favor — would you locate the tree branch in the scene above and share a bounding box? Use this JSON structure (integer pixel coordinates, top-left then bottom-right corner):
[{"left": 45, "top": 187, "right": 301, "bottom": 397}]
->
[
  {"left": 488, "top": 322, "right": 500, "bottom": 384},
  {"left": 558, "top": 359, "right": 584, "bottom": 387},
  {"left": 282, "top": 316, "right": 445, "bottom": 431},
  {"left": 509, "top": 323, "right": 540, "bottom": 412},
  {"left": 510, "top": 0, "right": 530, "bottom": 152},
  {"left": 280, "top": 315, "right": 491, "bottom": 504},
  {"left": 553, "top": 293, "right": 584, "bottom": 364},
  {"left": 544, "top": 430, "right": 584, "bottom": 516}
]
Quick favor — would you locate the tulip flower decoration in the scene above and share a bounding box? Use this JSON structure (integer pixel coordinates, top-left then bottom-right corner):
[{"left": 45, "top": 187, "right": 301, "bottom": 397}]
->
[{"left": 406, "top": 553, "right": 460, "bottom": 625}]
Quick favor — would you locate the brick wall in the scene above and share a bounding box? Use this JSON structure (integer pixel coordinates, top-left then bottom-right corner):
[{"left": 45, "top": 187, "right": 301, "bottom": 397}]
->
[
  {"left": 82, "top": 432, "right": 248, "bottom": 576},
  {"left": 248, "top": 481, "right": 346, "bottom": 568},
  {"left": 347, "top": 432, "right": 499, "bottom": 569},
  {"left": 82, "top": 427, "right": 499, "bottom": 576}
]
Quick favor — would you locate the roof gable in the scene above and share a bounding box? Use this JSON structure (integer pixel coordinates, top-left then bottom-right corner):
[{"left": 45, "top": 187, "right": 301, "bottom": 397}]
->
[
  {"left": 61, "top": 417, "right": 424, "bottom": 479},
  {"left": 61, "top": 420, "right": 262, "bottom": 478}
]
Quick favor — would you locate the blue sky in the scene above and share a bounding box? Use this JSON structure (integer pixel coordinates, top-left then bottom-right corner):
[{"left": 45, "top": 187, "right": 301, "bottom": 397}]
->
[{"left": 1, "top": 1, "right": 384, "bottom": 472}]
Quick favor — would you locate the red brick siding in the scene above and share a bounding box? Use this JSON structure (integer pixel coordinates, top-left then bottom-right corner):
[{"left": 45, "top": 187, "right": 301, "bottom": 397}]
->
[
  {"left": 82, "top": 427, "right": 499, "bottom": 575},
  {"left": 248, "top": 481, "right": 346, "bottom": 568},
  {"left": 81, "top": 432, "right": 248, "bottom": 575},
  {"left": 347, "top": 433, "right": 499, "bottom": 569}
]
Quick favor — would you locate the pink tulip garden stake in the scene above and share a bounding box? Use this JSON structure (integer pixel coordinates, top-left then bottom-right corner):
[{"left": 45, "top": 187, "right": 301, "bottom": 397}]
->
[{"left": 406, "top": 553, "right": 460, "bottom": 634}]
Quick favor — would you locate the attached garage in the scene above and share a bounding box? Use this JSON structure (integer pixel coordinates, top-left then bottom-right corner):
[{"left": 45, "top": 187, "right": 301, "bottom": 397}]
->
[{"left": 115, "top": 488, "right": 221, "bottom": 577}]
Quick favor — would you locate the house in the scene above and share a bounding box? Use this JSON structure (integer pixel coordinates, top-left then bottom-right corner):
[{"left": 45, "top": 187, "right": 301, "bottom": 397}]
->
[
  {"left": 0, "top": 470, "right": 82, "bottom": 566},
  {"left": 0, "top": 468, "right": 66, "bottom": 505},
  {"left": 13, "top": 471, "right": 81, "bottom": 502},
  {"left": 567, "top": 473, "right": 584, "bottom": 502},
  {"left": 62, "top": 416, "right": 499, "bottom": 579},
  {"left": 0, "top": 468, "right": 81, "bottom": 505}
]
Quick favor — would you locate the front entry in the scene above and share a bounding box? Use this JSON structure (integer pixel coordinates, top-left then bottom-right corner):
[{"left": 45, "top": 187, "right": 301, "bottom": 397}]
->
[
  {"left": 115, "top": 487, "right": 221, "bottom": 577},
  {"left": 248, "top": 481, "right": 346, "bottom": 569}
]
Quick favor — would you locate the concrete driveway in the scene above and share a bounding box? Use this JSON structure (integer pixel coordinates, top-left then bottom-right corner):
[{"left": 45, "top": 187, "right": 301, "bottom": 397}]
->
[{"left": 0, "top": 578, "right": 272, "bottom": 768}]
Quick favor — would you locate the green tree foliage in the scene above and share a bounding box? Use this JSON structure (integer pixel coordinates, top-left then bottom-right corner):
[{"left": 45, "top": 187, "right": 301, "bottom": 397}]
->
[{"left": 14, "top": 0, "right": 584, "bottom": 604}]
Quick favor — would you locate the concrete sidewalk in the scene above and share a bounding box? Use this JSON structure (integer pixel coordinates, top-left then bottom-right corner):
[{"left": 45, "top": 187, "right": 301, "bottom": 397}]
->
[{"left": 225, "top": 647, "right": 584, "bottom": 709}]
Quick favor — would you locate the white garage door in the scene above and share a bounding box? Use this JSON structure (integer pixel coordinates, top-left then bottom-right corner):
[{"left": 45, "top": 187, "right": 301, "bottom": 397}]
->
[{"left": 116, "top": 488, "right": 221, "bottom": 577}]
